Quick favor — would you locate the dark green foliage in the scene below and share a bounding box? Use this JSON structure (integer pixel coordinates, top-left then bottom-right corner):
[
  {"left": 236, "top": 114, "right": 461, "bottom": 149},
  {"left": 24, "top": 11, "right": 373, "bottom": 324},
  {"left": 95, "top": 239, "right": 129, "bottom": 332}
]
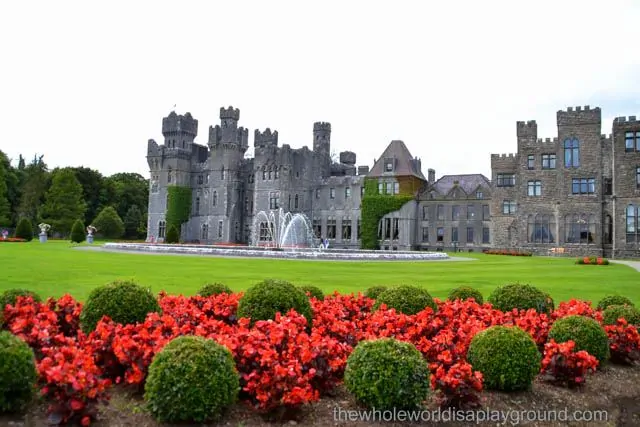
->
[
  {"left": 487, "top": 283, "right": 554, "bottom": 313},
  {"left": 596, "top": 295, "right": 635, "bottom": 311},
  {"left": 298, "top": 285, "right": 324, "bottom": 300},
  {"left": 0, "top": 331, "right": 37, "bottom": 413},
  {"left": 0, "top": 289, "right": 41, "bottom": 311},
  {"left": 467, "top": 326, "right": 541, "bottom": 391},
  {"left": 344, "top": 338, "right": 430, "bottom": 410},
  {"left": 123, "top": 205, "right": 144, "bottom": 239},
  {"left": 0, "top": 153, "right": 11, "bottom": 227},
  {"left": 548, "top": 315, "right": 610, "bottom": 363},
  {"left": 448, "top": 286, "right": 484, "bottom": 304},
  {"left": 602, "top": 305, "right": 640, "bottom": 326},
  {"left": 165, "top": 224, "right": 180, "bottom": 244},
  {"left": 237, "top": 279, "right": 313, "bottom": 327},
  {"left": 91, "top": 206, "right": 124, "bottom": 239},
  {"left": 364, "top": 286, "right": 388, "bottom": 299},
  {"left": 70, "top": 166, "right": 106, "bottom": 225},
  {"left": 198, "top": 283, "right": 232, "bottom": 297},
  {"left": 144, "top": 336, "right": 239, "bottom": 423},
  {"left": 165, "top": 186, "right": 192, "bottom": 229},
  {"left": 40, "top": 168, "right": 87, "bottom": 235},
  {"left": 70, "top": 219, "right": 85, "bottom": 243},
  {"left": 79, "top": 280, "right": 161, "bottom": 333},
  {"left": 13, "top": 218, "right": 33, "bottom": 241},
  {"left": 16, "top": 155, "right": 48, "bottom": 226},
  {"left": 373, "top": 285, "right": 437, "bottom": 315},
  {"left": 105, "top": 173, "right": 149, "bottom": 222},
  {"left": 360, "top": 178, "right": 413, "bottom": 249}
]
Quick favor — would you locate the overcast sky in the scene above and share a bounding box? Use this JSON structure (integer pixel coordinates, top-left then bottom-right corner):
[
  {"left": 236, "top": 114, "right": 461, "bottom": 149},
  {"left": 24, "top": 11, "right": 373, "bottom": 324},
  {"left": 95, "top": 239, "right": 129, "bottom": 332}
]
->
[{"left": 2, "top": 0, "right": 639, "bottom": 180}]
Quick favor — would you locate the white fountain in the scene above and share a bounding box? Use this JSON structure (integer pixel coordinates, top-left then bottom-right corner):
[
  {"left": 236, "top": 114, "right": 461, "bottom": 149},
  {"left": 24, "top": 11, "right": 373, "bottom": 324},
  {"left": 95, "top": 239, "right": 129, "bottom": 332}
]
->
[{"left": 251, "top": 208, "right": 316, "bottom": 249}]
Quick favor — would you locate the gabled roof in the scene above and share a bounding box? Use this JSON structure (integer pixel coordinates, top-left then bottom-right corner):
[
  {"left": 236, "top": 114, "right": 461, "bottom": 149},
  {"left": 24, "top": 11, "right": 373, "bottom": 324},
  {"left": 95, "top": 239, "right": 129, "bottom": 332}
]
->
[
  {"left": 367, "top": 140, "right": 426, "bottom": 180},
  {"left": 431, "top": 174, "right": 491, "bottom": 196}
]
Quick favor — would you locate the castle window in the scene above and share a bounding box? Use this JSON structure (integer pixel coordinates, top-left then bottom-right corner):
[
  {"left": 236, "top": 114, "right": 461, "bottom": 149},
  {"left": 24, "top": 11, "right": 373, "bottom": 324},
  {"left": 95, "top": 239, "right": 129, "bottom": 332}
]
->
[
  {"left": 313, "top": 218, "right": 321, "bottom": 238},
  {"left": 482, "top": 227, "right": 490, "bottom": 244},
  {"left": 218, "top": 220, "right": 223, "bottom": 238},
  {"left": 198, "top": 175, "right": 203, "bottom": 185},
  {"left": 393, "top": 182, "right": 399, "bottom": 194},
  {"left": 195, "top": 197, "right": 200, "bottom": 215},
  {"left": 262, "top": 170, "right": 267, "bottom": 180},
  {"left": 437, "top": 227, "right": 444, "bottom": 242},
  {"left": 564, "top": 138, "right": 580, "bottom": 168},
  {"left": 330, "top": 188, "right": 335, "bottom": 199},
  {"left": 467, "top": 205, "right": 475, "bottom": 220},
  {"left": 451, "top": 227, "right": 459, "bottom": 242},
  {"left": 604, "top": 178, "right": 612, "bottom": 195},
  {"left": 496, "top": 173, "right": 515, "bottom": 187},
  {"left": 221, "top": 167, "right": 225, "bottom": 180},
  {"left": 385, "top": 159, "right": 394, "bottom": 172},
  {"left": 542, "top": 153, "right": 556, "bottom": 169},
  {"left": 565, "top": 214, "right": 596, "bottom": 244},
  {"left": 245, "top": 197, "right": 249, "bottom": 212},
  {"left": 422, "top": 206, "right": 428, "bottom": 220},
  {"left": 288, "top": 195, "right": 292, "bottom": 210},
  {"left": 315, "top": 189, "right": 320, "bottom": 199},
  {"left": 527, "top": 180, "right": 541, "bottom": 196},
  {"left": 268, "top": 170, "right": 272, "bottom": 180},
  {"left": 345, "top": 187, "right": 351, "bottom": 198},
  {"left": 296, "top": 171, "right": 299, "bottom": 178},
  {"left": 452, "top": 205, "right": 460, "bottom": 220},
  {"left": 386, "top": 182, "right": 393, "bottom": 194},
  {"left": 201, "top": 224, "right": 208, "bottom": 240},
  {"left": 604, "top": 214, "right": 613, "bottom": 244},
  {"left": 151, "top": 180, "right": 158, "bottom": 193},
  {"left": 294, "top": 194, "right": 299, "bottom": 209},
  {"left": 212, "top": 191, "right": 217, "bottom": 207},
  {"left": 527, "top": 154, "right": 535, "bottom": 170},
  {"left": 466, "top": 227, "right": 474, "bottom": 243},
  {"left": 392, "top": 218, "right": 399, "bottom": 240},
  {"left": 235, "top": 221, "right": 240, "bottom": 242},
  {"left": 625, "top": 131, "right": 640, "bottom": 152},
  {"left": 626, "top": 205, "right": 638, "bottom": 243},
  {"left": 158, "top": 220, "right": 166, "bottom": 239},
  {"left": 167, "top": 167, "right": 172, "bottom": 183},
  {"left": 571, "top": 178, "right": 595, "bottom": 195},
  {"left": 527, "top": 214, "right": 555, "bottom": 244},
  {"left": 357, "top": 218, "right": 361, "bottom": 239},
  {"left": 327, "top": 217, "right": 336, "bottom": 239},
  {"left": 343, "top": 218, "right": 352, "bottom": 240},
  {"left": 636, "top": 167, "right": 640, "bottom": 187},
  {"left": 269, "top": 192, "right": 279, "bottom": 210},
  {"left": 275, "top": 169, "right": 279, "bottom": 179},
  {"left": 483, "top": 205, "right": 490, "bottom": 220},
  {"left": 378, "top": 182, "right": 383, "bottom": 194},
  {"left": 437, "top": 205, "right": 444, "bottom": 220},
  {"left": 248, "top": 173, "right": 253, "bottom": 183},
  {"left": 422, "top": 227, "right": 429, "bottom": 242},
  {"left": 476, "top": 190, "right": 483, "bottom": 199},
  {"left": 182, "top": 140, "right": 185, "bottom": 149},
  {"left": 502, "top": 200, "right": 516, "bottom": 214},
  {"left": 384, "top": 218, "right": 391, "bottom": 239}
]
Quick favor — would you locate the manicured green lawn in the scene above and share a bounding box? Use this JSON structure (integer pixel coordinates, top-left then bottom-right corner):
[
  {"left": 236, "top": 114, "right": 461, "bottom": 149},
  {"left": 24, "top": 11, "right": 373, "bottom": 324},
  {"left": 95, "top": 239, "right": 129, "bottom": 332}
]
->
[{"left": 1, "top": 241, "right": 639, "bottom": 305}]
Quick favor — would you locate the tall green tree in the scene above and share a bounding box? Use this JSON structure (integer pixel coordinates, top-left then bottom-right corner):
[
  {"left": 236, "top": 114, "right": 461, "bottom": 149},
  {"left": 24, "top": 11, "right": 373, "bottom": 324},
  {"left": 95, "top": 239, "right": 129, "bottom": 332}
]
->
[
  {"left": 17, "top": 155, "right": 49, "bottom": 227},
  {"left": 40, "top": 168, "right": 86, "bottom": 235},
  {"left": 106, "top": 173, "right": 149, "bottom": 220},
  {"left": 70, "top": 166, "right": 106, "bottom": 225},
  {"left": 123, "top": 204, "right": 144, "bottom": 239},
  {"left": 0, "top": 150, "right": 20, "bottom": 226},
  {"left": 92, "top": 206, "right": 124, "bottom": 239},
  {"left": 0, "top": 158, "right": 11, "bottom": 227}
]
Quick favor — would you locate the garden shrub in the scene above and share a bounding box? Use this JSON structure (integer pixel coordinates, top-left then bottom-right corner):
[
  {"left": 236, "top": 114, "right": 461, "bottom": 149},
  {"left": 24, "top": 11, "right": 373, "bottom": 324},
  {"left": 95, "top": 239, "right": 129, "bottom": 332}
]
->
[
  {"left": 70, "top": 219, "right": 85, "bottom": 243},
  {"left": 165, "top": 224, "right": 180, "bottom": 244},
  {"left": 198, "top": 283, "right": 232, "bottom": 297},
  {"left": 237, "top": 279, "right": 313, "bottom": 326},
  {"left": 373, "top": 285, "right": 437, "bottom": 315},
  {"left": 144, "top": 335, "right": 239, "bottom": 423},
  {"left": 487, "top": 283, "right": 553, "bottom": 313},
  {"left": 448, "top": 286, "right": 484, "bottom": 304},
  {"left": 467, "top": 325, "right": 541, "bottom": 391},
  {"left": 602, "top": 304, "right": 640, "bottom": 326},
  {"left": 0, "top": 289, "right": 41, "bottom": 311},
  {"left": 92, "top": 206, "right": 125, "bottom": 239},
  {"left": 364, "top": 285, "right": 388, "bottom": 299},
  {"left": 13, "top": 218, "right": 33, "bottom": 241},
  {"left": 79, "top": 280, "right": 161, "bottom": 333},
  {"left": 298, "top": 285, "right": 324, "bottom": 300},
  {"left": 596, "top": 295, "right": 634, "bottom": 311},
  {"left": 344, "top": 338, "right": 431, "bottom": 410},
  {"left": 547, "top": 315, "right": 610, "bottom": 363},
  {"left": 0, "top": 331, "right": 37, "bottom": 413}
]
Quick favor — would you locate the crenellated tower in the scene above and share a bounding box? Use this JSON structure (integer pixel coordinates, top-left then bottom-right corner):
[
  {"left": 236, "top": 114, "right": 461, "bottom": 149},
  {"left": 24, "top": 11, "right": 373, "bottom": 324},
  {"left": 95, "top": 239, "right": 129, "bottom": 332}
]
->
[{"left": 313, "top": 122, "right": 331, "bottom": 177}]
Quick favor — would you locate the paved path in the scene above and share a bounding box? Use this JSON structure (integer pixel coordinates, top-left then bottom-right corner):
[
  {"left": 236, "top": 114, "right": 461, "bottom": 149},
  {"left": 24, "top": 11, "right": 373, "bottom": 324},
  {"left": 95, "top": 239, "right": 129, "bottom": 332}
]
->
[{"left": 609, "top": 260, "right": 640, "bottom": 272}]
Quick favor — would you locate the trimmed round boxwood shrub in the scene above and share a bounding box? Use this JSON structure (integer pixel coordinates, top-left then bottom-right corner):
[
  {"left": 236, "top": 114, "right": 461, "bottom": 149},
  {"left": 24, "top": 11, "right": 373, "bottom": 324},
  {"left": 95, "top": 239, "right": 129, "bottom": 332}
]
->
[
  {"left": 0, "top": 289, "right": 41, "bottom": 311},
  {"left": 165, "top": 224, "right": 180, "bottom": 244},
  {"left": 0, "top": 331, "right": 37, "bottom": 413},
  {"left": 487, "top": 283, "right": 553, "bottom": 313},
  {"left": 364, "top": 285, "right": 388, "bottom": 299},
  {"left": 298, "top": 285, "right": 324, "bottom": 300},
  {"left": 79, "top": 280, "right": 161, "bottom": 333},
  {"left": 373, "top": 285, "right": 437, "bottom": 315},
  {"left": 14, "top": 218, "right": 33, "bottom": 242},
  {"left": 344, "top": 338, "right": 430, "bottom": 410},
  {"left": 198, "top": 283, "right": 232, "bottom": 297},
  {"left": 70, "top": 219, "right": 85, "bottom": 243},
  {"left": 596, "top": 295, "right": 635, "bottom": 311},
  {"left": 602, "top": 304, "right": 640, "bottom": 326},
  {"left": 467, "top": 326, "right": 541, "bottom": 391},
  {"left": 144, "top": 336, "right": 239, "bottom": 423},
  {"left": 448, "top": 286, "right": 484, "bottom": 304},
  {"left": 237, "top": 279, "right": 313, "bottom": 326},
  {"left": 547, "top": 315, "right": 610, "bottom": 363}
]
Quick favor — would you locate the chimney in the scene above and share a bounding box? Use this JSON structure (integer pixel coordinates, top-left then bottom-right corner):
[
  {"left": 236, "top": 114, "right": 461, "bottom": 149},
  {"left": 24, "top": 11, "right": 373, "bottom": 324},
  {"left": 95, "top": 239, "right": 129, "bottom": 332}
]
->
[
  {"left": 358, "top": 166, "right": 370, "bottom": 175},
  {"left": 428, "top": 168, "right": 435, "bottom": 183}
]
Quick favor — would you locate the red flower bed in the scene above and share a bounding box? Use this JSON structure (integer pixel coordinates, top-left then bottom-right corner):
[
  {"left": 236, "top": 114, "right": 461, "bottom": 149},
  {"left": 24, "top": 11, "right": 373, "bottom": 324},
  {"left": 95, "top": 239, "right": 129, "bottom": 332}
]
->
[
  {"left": 2, "top": 291, "right": 638, "bottom": 424},
  {"left": 0, "top": 237, "right": 27, "bottom": 242},
  {"left": 575, "top": 256, "right": 610, "bottom": 265}
]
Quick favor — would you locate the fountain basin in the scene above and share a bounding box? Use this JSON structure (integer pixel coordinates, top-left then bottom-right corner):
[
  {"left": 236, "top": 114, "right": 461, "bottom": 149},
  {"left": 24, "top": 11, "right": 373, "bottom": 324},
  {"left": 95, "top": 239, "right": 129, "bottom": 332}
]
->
[{"left": 103, "top": 242, "right": 450, "bottom": 261}]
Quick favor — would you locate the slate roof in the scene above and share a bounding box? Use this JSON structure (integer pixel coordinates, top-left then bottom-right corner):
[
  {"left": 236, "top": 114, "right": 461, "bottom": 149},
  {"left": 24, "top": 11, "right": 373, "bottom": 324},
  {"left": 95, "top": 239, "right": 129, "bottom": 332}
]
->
[
  {"left": 431, "top": 174, "right": 491, "bottom": 196},
  {"left": 367, "top": 140, "right": 426, "bottom": 180}
]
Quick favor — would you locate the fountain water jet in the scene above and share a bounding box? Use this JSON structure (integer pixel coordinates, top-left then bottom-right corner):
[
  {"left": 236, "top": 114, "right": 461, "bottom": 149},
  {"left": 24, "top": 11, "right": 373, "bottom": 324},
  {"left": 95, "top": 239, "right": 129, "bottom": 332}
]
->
[{"left": 251, "top": 208, "right": 316, "bottom": 250}]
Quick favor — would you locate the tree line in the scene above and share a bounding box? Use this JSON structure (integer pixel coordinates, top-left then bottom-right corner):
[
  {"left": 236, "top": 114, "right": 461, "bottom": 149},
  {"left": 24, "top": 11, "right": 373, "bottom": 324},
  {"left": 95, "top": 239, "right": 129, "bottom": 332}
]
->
[{"left": 0, "top": 150, "right": 149, "bottom": 239}]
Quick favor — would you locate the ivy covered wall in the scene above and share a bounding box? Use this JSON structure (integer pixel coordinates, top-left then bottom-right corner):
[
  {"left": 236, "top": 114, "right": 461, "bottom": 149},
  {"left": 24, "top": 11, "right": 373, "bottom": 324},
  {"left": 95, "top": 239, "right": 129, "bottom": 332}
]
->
[
  {"left": 165, "top": 186, "right": 192, "bottom": 230},
  {"left": 360, "top": 178, "right": 414, "bottom": 249}
]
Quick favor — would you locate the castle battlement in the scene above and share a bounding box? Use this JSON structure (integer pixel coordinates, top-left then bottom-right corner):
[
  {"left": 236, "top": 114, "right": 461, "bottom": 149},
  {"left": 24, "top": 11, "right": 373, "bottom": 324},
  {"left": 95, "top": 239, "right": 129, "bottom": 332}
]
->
[
  {"left": 536, "top": 137, "right": 559, "bottom": 144},
  {"left": 557, "top": 105, "right": 601, "bottom": 125},
  {"left": 162, "top": 111, "right": 198, "bottom": 136},
  {"left": 563, "top": 105, "right": 599, "bottom": 113},
  {"left": 254, "top": 128, "right": 279, "bottom": 147},
  {"left": 220, "top": 106, "right": 240, "bottom": 120},
  {"left": 313, "top": 122, "right": 331, "bottom": 132},
  {"left": 516, "top": 120, "right": 537, "bottom": 138},
  {"left": 320, "top": 175, "right": 364, "bottom": 186},
  {"left": 490, "top": 153, "right": 516, "bottom": 159},
  {"left": 613, "top": 116, "right": 638, "bottom": 123}
]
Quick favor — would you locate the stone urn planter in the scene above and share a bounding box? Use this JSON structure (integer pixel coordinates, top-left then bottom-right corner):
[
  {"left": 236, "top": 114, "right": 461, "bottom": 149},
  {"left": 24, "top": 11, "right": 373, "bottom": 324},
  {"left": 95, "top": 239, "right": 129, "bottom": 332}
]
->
[
  {"left": 39, "top": 232, "right": 47, "bottom": 243},
  {"left": 38, "top": 223, "right": 50, "bottom": 243},
  {"left": 86, "top": 225, "right": 97, "bottom": 244}
]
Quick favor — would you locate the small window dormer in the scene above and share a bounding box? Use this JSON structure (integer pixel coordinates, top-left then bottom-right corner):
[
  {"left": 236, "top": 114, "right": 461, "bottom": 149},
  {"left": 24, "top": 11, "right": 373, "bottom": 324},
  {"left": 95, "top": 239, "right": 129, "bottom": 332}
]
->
[{"left": 384, "top": 158, "right": 394, "bottom": 172}]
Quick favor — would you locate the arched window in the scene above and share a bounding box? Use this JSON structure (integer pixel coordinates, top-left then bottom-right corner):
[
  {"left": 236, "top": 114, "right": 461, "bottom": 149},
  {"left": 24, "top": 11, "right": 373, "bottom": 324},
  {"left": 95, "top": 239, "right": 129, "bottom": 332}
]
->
[
  {"left": 565, "top": 213, "right": 596, "bottom": 244},
  {"left": 195, "top": 197, "right": 200, "bottom": 215},
  {"left": 294, "top": 194, "right": 299, "bottom": 209},
  {"left": 167, "top": 167, "right": 172, "bottom": 183},
  {"left": 201, "top": 223, "right": 208, "bottom": 240},
  {"left": 221, "top": 167, "right": 225, "bottom": 180},
  {"left": 604, "top": 214, "right": 613, "bottom": 244},
  {"left": 627, "top": 205, "right": 637, "bottom": 243},
  {"left": 158, "top": 220, "right": 166, "bottom": 239},
  {"left": 527, "top": 214, "right": 555, "bottom": 243},
  {"left": 212, "top": 191, "right": 218, "bottom": 207},
  {"left": 564, "top": 138, "right": 580, "bottom": 168}
]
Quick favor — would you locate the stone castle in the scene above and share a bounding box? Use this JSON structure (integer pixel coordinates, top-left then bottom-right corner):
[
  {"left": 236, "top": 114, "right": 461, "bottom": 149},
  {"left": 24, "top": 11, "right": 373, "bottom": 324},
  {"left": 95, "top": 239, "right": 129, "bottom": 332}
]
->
[{"left": 146, "top": 105, "right": 640, "bottom": 258}]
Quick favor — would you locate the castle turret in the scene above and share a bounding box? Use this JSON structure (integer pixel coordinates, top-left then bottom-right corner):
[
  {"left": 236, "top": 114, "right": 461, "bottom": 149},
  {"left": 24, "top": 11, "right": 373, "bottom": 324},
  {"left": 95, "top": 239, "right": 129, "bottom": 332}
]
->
[
  {"left": 162, "top": 111, "right": 198, "bottom": 151},
  {"left": 313, "top": 122, "right": 331, "bottom": 177},
  {"left": 208, "top": 106, "right": 249, "bottom": 149}
]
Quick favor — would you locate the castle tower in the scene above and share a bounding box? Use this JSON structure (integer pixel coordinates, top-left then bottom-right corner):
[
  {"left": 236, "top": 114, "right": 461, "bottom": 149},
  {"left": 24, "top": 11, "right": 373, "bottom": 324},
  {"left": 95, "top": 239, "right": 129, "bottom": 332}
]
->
[
  {"left": 162, "top": 111, "right": 198, "bottom": 151},
  {"left": 313, "top": 122, "right": 331, "bottom": 177}
]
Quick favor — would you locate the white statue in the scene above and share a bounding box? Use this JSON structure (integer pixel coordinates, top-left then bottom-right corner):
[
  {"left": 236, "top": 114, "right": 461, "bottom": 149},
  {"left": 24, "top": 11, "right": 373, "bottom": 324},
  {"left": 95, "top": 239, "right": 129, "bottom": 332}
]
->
[
  {"left": 87, "top": 225, "right": 97, "bottom": 236},
  {"left": 38, "top": 223, "right": 51, "bottom": 234}
]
